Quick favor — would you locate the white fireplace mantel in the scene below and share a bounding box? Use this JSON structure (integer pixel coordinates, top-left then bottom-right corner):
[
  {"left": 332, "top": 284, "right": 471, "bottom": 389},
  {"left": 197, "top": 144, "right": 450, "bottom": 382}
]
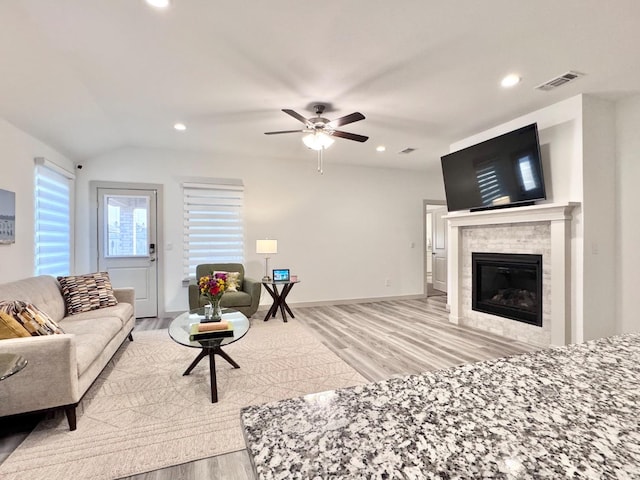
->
[
  {"left": 444, "top": 202, "right": 580, "bottom": 228},
  {"left": 445, "top": 202, "right": 580, "bottom": 346}
]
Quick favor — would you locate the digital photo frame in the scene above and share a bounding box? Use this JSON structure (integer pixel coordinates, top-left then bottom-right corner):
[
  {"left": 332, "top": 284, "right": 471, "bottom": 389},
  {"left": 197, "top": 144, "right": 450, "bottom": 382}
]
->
[{"left": 272, "top": 269, "right": 290, "bottom": 282}]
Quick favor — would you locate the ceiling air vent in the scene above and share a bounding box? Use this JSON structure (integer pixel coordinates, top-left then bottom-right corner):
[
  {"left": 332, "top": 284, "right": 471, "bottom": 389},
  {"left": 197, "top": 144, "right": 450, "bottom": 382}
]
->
[
  {"left": 399, "top": 148, "right": 417, "bottom": 154},
  {"left": 535, "top": 71, "right": 585, "bottom": 91}
]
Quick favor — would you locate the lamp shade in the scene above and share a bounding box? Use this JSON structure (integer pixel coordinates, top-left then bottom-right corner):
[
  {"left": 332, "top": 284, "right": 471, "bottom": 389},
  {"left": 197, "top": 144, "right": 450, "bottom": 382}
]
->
[
  {"left": 256, "top": 239, "right": 278, "bottom": 254},
  {"left": 302, "top": 132, "right": 335, "bottom": 151}
]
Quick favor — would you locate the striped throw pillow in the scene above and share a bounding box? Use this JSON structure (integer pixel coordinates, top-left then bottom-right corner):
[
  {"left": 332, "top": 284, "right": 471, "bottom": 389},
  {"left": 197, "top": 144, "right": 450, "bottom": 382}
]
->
[
  {"left": 0, "top": 300, "right": 65, "bottom": 336},
  {"left": 57, "top": 272, "right": 118, "bottom": 315}
]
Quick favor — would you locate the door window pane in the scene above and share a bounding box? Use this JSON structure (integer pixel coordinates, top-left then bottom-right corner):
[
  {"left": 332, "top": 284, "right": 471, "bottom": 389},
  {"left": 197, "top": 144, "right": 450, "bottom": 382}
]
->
[{"left": 105, "top": 195, "right": 149, "bottom": 257}]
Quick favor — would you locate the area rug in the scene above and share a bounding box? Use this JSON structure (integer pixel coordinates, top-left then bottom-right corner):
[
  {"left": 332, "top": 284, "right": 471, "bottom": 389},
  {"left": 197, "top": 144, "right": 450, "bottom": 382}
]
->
[{"left": 0, "top": 318, "right": 368, "bottom": 480}]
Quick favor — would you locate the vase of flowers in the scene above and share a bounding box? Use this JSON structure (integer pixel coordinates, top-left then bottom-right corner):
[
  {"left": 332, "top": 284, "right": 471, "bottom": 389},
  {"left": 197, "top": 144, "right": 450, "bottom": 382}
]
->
[{"left": 198, "top": 272, "right": 228, "bottom": 322}]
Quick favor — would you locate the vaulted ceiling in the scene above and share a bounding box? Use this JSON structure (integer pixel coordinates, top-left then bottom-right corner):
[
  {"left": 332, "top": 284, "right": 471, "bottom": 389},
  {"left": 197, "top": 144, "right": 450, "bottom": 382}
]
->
[{"left": 1, "top": 1, "right": 639, "bottom": 175}]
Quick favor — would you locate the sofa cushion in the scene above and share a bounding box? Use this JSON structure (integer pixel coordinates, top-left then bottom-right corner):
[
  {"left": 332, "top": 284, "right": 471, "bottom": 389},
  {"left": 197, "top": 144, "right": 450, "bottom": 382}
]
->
[
  {"left": 0, "top": 300, "right": 65, "bottom": 335},
  {"left": 63, "top": 303, "right": 134, "bottom": 328},
  {"left": 0, "top": 275, "right": 66, "bottom": 322},
  {"left": 219, "top": 291, "right": 252, "bottom": 308},
  {"left": 57, "top": 272, "right": 118, "bottom": 315},
  {"left": 0, "top": 311, "right": 31, "bottom": 339},
  {"left": 61, "top": 316, "right": 123, "bottom": 376}
]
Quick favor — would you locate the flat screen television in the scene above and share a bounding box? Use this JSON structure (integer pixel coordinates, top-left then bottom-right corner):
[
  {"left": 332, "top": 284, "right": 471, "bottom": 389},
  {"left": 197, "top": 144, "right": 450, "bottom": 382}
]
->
[{"left": 441, "top": 123, "right": 546, "bottom": 212}]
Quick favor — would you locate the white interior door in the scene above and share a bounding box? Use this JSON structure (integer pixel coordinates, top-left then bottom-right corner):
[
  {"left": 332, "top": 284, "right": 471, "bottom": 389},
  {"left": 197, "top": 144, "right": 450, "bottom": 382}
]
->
[
  {"left": 97, "top": 188, "right": 158, "bottom": 317},
  {"left": 425, "top": 212, "right": 433, "bottom": 276},
  {"left": 432, "top": 207, "right": 448, "bottom": 293}
]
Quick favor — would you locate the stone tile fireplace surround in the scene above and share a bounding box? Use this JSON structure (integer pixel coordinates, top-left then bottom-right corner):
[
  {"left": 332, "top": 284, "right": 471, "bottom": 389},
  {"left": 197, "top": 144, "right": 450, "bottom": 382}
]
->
[{"left": 445, "top": 203, "right": 579, "bottom": 347}]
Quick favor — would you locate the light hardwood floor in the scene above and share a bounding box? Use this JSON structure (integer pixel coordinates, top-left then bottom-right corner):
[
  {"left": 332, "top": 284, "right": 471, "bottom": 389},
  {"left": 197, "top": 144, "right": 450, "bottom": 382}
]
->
[{"left": 0, "top": 298, "right": 538, "bottom": 480}]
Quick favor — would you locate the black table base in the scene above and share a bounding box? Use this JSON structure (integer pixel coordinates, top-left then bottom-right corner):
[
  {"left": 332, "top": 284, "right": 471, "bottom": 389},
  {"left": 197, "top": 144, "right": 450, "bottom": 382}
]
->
[
  {"left": 182, "top": 345, "right": 240, "bottom": 403},
  {"left": 263, "top": 282, "right": 296, "bottom": 322}
]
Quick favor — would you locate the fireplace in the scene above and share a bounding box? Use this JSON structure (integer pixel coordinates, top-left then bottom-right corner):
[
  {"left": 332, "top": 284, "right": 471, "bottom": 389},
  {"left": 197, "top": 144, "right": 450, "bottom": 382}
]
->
[{"left": 472, "top": 253, "right": 542, "bottom": 327}]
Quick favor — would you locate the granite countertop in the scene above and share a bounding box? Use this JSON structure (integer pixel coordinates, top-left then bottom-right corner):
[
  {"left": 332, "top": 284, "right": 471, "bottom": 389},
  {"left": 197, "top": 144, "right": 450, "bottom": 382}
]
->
[{"left": 241, "top": 333, "right": 640, "bottom": 479}]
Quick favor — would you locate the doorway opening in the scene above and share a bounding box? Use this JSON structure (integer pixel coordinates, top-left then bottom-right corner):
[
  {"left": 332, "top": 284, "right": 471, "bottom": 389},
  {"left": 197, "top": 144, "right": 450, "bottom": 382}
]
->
[{"left": 423, "top": 200, "right": 447, "bottom": 299}]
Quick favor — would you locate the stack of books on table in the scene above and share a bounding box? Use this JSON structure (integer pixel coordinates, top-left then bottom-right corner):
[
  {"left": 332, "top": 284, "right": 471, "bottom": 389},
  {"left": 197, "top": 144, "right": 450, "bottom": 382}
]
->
[{"left": 189, "top": 321, "right": 234, "bottom": 341}]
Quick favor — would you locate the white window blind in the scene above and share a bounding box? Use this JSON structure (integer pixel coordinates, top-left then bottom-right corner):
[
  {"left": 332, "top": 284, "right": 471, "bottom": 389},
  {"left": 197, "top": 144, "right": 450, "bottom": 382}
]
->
[
  {"left": 183, "top": 181, "right": 244, "bottom": 280},
  {"left": 34, "top": 159, "right": 74, "bottom": 277}
]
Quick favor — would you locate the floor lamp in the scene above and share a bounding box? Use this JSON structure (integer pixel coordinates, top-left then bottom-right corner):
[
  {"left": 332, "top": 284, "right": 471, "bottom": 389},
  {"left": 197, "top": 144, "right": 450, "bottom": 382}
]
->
[{"left": 256, "top": 239, "right": 278, "bottom": 281}]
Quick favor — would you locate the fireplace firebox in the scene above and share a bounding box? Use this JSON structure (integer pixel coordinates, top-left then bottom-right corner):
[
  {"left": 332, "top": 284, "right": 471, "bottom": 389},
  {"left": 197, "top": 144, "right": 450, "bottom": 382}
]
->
[{"left": 472, "top": 253, "right": 542, "bottom": 327}]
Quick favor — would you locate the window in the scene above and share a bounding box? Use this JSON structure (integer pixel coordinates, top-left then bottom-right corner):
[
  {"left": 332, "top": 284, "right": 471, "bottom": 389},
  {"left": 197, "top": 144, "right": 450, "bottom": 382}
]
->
[
  {"left": 517, "top": 155, "right": 539, "bottom": 192},
  {"left": 105, "top": 195, "right": 149, "bottom": 257},
  {"left": 475, "top": 158, "right": 505, "bottom": 206},
  {"left": 183, "top": 181, "right": 244, "bottom": 280},
  {"left": 34, "top": 158, "right": 74, "bottom": 276}
]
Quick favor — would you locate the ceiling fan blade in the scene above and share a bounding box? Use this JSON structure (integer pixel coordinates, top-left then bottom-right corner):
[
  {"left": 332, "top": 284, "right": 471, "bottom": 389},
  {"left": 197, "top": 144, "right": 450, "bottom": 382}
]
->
[
  {"left": 264, "top": 130, "right": 305, "bottom": 135},
  {"left": 282, "top": 109, "right": 312, "bottom": 127},
  {"left": 332, "top": 130, "right": 369, "bottom": 143},
  {"left": 328, "top": 112, "right": 365, "bottom": 128}
]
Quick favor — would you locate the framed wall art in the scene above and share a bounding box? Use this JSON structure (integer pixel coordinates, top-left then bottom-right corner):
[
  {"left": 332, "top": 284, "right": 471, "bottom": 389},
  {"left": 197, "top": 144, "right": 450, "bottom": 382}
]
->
[{"left": 0, "top": 188, "right": 16, "bottom": 244}]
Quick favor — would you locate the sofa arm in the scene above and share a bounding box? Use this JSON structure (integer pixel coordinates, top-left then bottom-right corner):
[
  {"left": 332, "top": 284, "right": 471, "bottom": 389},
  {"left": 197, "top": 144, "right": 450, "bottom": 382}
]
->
[
  {"left": 242, "top": 277, "right": 262, "bottom": 316},
  {"left": 188, "top": 283, "right": 201, "bottom": 310},
  {"left": 114, "top": 287, "right": 135, "bottom": 308},
  {"left": 0, "top": 334, "right": 79, "bottom": 417}
]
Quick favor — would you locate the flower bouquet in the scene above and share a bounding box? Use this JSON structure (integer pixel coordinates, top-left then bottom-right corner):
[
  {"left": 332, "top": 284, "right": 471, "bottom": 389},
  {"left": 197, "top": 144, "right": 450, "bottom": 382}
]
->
[{"left": 198, "top": 272, "right": 228, "bottom": 321}]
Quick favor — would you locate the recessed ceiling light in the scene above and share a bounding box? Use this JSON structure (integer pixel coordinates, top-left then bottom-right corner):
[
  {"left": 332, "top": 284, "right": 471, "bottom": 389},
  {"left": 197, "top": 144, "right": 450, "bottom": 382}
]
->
[
  {"left": 145, "top": 0, "right": 170, "bottom": 9},
  {"left": 501, "top": 74, "right": 521, "bottom": 88},
  {"left": 174, "top": 123, "right": 186, "bottom": 131},
  {"left": 376, "top": 146, "right": 386, "bottom": 152}
]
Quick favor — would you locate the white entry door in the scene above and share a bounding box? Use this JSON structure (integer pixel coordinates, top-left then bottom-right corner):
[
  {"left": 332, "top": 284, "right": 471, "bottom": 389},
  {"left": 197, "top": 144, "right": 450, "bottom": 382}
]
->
[
  {"left": 432, "top": 207, "right": 448, "bottom": 293},
  {"left": 97, "top": 188, "right": 158, "bottom": 317}
]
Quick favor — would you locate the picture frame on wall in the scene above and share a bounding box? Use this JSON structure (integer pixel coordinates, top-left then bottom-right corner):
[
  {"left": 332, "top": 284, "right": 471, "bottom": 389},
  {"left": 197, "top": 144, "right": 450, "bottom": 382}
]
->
[{"left": 0, "top": 188, "right": 16, "bottom": 244}]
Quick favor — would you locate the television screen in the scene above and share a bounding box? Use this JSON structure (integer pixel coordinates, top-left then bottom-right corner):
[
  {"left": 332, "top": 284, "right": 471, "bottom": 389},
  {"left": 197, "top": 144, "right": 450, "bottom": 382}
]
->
[{"left": 440, "top": 123, "right": 546, "bottom": 212}]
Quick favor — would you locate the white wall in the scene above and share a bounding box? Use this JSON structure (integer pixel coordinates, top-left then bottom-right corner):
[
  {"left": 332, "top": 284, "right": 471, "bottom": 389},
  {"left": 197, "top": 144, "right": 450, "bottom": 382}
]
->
[
  {"left": 75, "top": 147, "right": 444, "bottom": 312},
  {"left": 0, "top": 118, "right": 74, "bottom": 282},
  {"left": 581, "top": 96, "right": 617, "bottom": 341},
  {"left": 616, "top": 94, "right": 640, "bottom": 334}
]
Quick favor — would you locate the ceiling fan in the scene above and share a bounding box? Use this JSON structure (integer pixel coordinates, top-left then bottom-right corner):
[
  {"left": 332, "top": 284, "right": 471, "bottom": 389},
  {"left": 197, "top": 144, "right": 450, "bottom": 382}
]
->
[
  {"left": 265, "top": 104, "right": 369, "bottom": 146},
  {"left": 264, "top": 105, "right": 368, "bottom": 174}
]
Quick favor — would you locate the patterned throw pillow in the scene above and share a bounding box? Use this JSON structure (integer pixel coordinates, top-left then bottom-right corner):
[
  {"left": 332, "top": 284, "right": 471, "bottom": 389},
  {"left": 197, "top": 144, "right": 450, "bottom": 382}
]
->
[
  {"left": 0, "top": 311, "right": 31, "bottom": 339},
  {"left": 214, "top": 271, "right": 242, "bottom": 292},
  {"left": 0, "top": 300, "right": 65, "bottom": 336},
  {"left": 57, "top": 272, "right": 118, "bottom": 315}
]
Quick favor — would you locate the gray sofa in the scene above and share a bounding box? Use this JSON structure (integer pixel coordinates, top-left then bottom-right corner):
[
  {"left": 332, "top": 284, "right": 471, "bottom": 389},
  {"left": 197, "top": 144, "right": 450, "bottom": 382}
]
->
[
  {"left": 188, "top": 263, "right": 261, "bottom": 318},
  {"left": 0, "top": 275, "right": 135, "bottom": 430}
]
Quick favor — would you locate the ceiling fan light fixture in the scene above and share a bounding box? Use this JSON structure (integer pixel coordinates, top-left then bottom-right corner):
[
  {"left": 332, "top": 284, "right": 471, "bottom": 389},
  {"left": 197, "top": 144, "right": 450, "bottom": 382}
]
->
[{"left": 302, "top": 132, "right": 334, "bottom": 150}]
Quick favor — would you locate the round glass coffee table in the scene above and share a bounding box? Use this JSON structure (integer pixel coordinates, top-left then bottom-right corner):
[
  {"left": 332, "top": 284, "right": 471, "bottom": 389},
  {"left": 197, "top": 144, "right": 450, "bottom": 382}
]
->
[{"left": 169, "top": 308, "right": 250, "bottom": 403}]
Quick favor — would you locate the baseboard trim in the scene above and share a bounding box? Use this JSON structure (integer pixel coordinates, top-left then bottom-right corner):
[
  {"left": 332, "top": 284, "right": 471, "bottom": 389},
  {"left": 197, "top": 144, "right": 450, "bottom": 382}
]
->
[
  {"left": 272, "top": 294, "right": 427, "bottom": 309},
  {"left": 164, "top": 294, "right": 430, "bottom": 319}
]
